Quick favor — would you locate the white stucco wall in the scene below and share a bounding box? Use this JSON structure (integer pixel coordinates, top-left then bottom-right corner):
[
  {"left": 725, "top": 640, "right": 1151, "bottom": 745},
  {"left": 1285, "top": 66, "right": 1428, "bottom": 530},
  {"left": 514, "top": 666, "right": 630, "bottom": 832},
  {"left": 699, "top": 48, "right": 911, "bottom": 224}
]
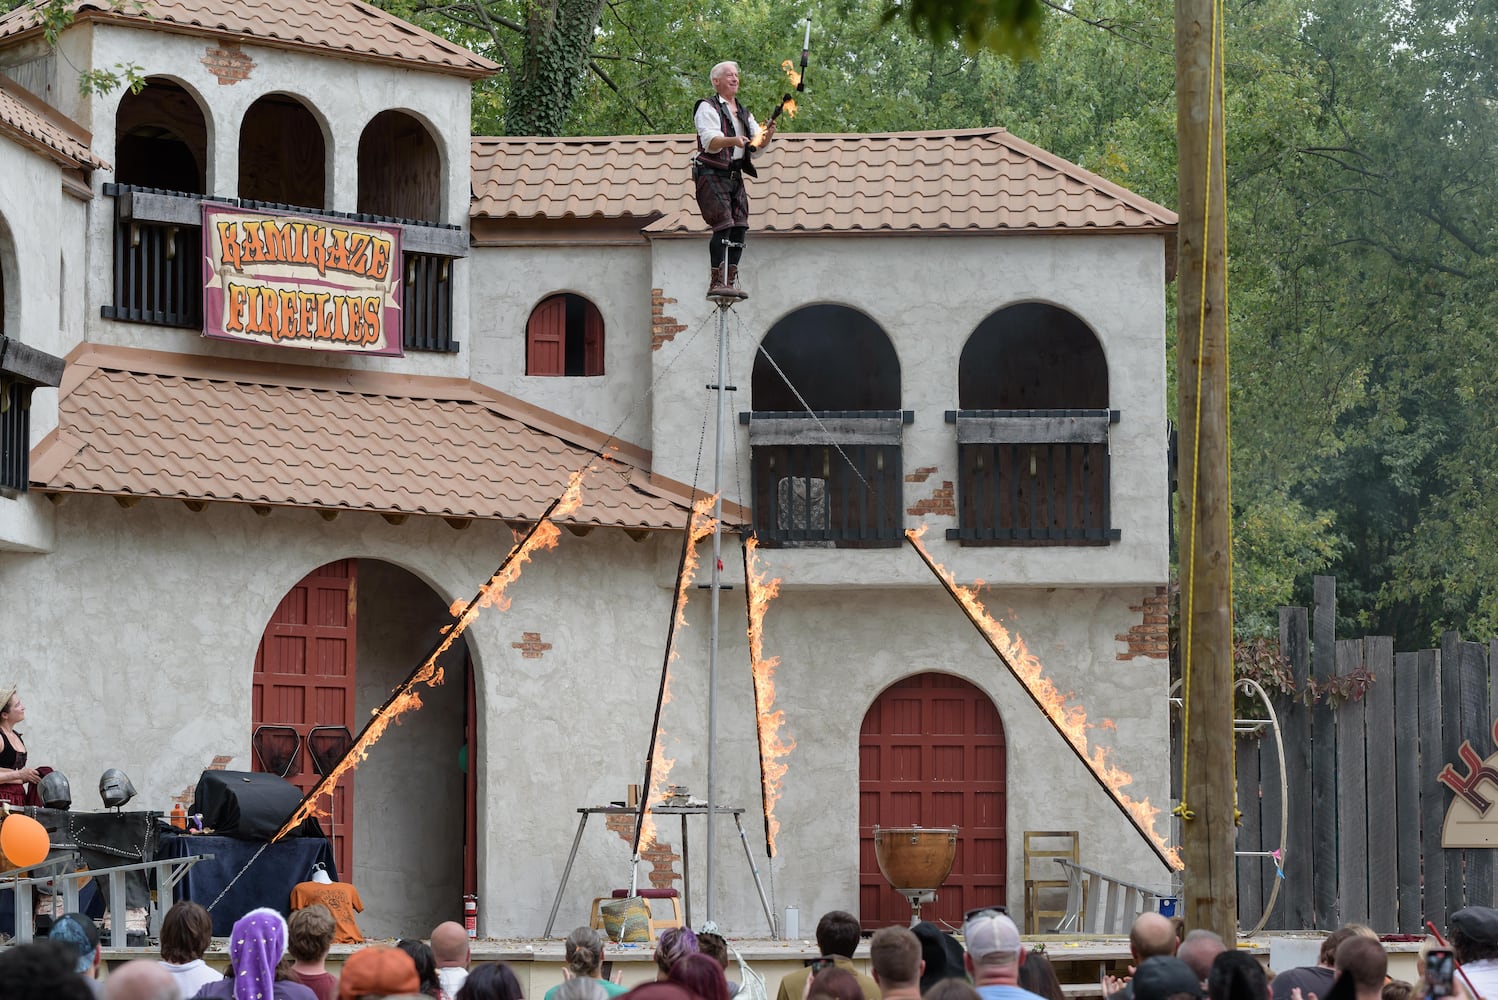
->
[
  {"left": 467, "top": 244, "right": 654, "bottom": 450},
  {"left": 0, "top": 495, "right": 1171, "bottom": 937}
]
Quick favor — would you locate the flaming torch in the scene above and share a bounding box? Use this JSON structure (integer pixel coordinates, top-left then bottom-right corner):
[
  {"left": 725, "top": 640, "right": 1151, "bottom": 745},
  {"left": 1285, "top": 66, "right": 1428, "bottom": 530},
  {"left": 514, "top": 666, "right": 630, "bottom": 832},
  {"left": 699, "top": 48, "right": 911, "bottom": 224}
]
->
[
  {"left": 905, "top": 526, "right": 1182, "bottom": 871},
  {"left": 752, "top": 20, "right": 810, "bottom": 149},
  {"left": 742, "top": 535, "right": 795, "bottom": 857},
  {"left": 632, "top": 495, "right": 718, "bottom": 861},
  {"left": 273, "top": 474, "right": 586, "bottom": 842}
]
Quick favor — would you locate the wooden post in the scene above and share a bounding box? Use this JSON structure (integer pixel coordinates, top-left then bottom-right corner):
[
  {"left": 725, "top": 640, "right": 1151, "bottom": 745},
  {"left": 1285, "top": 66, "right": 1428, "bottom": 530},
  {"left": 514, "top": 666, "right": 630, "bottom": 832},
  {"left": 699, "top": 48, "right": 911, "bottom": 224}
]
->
[{"left": 1175, "top": 0, "right": 1236, "bottom": 946}]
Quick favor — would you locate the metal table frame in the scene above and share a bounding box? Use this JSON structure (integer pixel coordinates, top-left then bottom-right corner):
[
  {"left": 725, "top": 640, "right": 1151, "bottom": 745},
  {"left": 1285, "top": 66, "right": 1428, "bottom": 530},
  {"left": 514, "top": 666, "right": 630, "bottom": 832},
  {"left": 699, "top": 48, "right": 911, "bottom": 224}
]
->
[
  {"left": 3, "top": 851, "right": 213, "bottom": 943},
  {"left": 544, "top": 805, "right": 776, "bottom": 938}
]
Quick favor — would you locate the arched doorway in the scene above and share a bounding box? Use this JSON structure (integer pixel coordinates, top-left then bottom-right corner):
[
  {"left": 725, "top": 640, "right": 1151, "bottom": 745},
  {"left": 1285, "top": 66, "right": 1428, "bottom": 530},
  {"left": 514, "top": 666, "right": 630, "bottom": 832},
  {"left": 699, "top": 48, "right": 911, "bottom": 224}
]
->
[
  {"left": 239, "top": 94, "right": 327, "bottom": 209},
  {"left": 252, "top": 558, "right": 474, "bottom": 936},
  {"left": 114, "top": 77, "right": 209, "bottom": 193},
  {"left": 358, "top": 110, "right": 442, "bottom": 222},
  {"left": 858, "top": 673, "right": 1007, "bottom": 929}
]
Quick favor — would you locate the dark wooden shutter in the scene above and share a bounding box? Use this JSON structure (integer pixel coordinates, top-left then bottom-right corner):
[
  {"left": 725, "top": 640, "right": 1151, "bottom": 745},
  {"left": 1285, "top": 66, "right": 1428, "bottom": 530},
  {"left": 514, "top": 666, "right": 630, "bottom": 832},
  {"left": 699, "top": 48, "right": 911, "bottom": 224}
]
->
[
  {"left": 858, "top": 672, "right": 1008, "bottom": 929},
  {"left": 253, "top": 559, "right": 358, "bottom": 878},
  {"left": 583, "top": 303, "right": 605, "bottom": 376},
  {"left": 527, "top": 296, "right": 566, "bottom": 375}
]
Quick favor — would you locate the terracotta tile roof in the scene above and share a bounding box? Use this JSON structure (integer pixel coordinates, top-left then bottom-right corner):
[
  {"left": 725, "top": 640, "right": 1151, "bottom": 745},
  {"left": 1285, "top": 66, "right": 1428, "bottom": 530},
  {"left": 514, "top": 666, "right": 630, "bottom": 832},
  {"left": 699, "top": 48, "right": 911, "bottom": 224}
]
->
[
  {"left": 0, "top": 0, "right": 498, "bottom": 79},
  {"left": 0, "top": 74, "right": 103, "bottom": 169},
  {"left": 30, "top": 344, "right": 731, "bottom": 529},
  {"left": 470, "top": 128, "right": 1177, "bottom": 235}
]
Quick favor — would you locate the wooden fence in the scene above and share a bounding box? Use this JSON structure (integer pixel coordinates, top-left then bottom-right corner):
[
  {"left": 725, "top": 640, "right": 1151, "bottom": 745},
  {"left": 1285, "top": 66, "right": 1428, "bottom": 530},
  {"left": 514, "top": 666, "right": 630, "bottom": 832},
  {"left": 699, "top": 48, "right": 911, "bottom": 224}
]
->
[{"left": 1234, "top": 576, "right": 1498, "bottom": 932}]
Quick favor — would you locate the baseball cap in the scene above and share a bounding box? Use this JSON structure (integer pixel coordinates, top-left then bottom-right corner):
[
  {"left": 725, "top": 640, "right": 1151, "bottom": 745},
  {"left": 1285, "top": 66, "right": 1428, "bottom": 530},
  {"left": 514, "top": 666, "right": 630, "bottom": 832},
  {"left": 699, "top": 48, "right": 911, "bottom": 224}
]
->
[
  {"left": 1452, "top": 907, "right": 1498, "bottom": 946},
  {"left": 962, "top": 908, "right": 1022, "bottom": 961},
  {"left": 339, "top": 946, "right": 420, "bottom": 1000},
  {"left": 1132, "top": 956, "right": 1206, "bottom": 1000},
  {"left": 49, "top": 912, "right": 101, "bottom": 974}
]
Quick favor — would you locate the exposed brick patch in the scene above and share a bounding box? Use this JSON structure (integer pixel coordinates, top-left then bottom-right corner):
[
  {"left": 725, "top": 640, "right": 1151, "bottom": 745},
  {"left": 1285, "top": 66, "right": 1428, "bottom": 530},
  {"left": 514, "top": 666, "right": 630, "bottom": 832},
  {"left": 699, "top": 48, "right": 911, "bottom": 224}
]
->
[
  {"left": 604, "top": 813, "right": 682, "bottom": 887},
  {"left": 176, "top": 754, "right": 235, "bottom": 807},
  {"left": 905, "top": 466, "right": 938, "bottom": 484},
  {"left": 513, "top": 631, "right": 552, "bottom": 659},
  {"left": 907, "top": 480, "right": 956, "bottom": 517},
  {"left": 1115, "top": 586, "right": 1171, "bottom": 660},
  {"left": 651, "top": 290, "right": 686, "bottom": 350},
  {"left": 202, "top": 44, "right": 255, "bottom": 85}
]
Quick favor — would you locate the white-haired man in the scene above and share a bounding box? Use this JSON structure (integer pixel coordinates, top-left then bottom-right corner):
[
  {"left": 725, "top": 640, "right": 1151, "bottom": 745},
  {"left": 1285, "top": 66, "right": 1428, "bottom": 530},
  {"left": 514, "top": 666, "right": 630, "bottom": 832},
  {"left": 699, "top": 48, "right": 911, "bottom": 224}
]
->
[{"left": 693, "top": 60, "right": 775, "bottom": 300}]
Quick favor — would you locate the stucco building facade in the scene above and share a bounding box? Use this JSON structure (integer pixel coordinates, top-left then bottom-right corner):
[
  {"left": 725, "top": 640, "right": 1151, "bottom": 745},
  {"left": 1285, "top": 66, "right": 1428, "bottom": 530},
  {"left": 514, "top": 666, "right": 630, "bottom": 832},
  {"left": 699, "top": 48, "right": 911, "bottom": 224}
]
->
[{"left": 0, "top": 0, "right": 1179, "bottom": 939}]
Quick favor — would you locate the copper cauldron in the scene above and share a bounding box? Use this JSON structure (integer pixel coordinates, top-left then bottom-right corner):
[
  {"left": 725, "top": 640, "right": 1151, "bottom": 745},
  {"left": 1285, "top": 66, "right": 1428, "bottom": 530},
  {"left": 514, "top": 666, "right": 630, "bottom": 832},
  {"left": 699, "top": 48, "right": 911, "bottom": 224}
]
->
[{"left": 872, "top": 825, "right": 959, "bottom": 891}]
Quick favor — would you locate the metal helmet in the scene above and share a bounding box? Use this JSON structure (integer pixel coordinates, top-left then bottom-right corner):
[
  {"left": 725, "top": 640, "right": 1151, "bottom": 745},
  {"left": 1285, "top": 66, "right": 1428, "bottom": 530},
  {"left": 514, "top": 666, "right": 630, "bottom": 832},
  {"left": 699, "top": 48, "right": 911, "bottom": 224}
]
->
[
  {"left": 98, "top": 768, "right": 137, "bottom": 809},
  {"left": 38, "top": 770, "right": 71, "bottom": 810}
]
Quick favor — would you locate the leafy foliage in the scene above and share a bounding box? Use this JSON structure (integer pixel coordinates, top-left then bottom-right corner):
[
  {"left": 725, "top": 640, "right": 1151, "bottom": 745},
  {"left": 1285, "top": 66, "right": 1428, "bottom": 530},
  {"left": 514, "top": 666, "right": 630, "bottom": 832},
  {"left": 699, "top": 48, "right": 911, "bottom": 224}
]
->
[{"left": 3, "top": 0, "right": 145, "bottom": 94}]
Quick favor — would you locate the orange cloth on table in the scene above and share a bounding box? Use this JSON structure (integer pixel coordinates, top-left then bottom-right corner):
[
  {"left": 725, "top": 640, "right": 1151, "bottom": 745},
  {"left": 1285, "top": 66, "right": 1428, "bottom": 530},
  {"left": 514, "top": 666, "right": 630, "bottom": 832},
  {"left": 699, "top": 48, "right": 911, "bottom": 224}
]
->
[{"left": 290, "top": 880, "right": 365, "bottom": 943}]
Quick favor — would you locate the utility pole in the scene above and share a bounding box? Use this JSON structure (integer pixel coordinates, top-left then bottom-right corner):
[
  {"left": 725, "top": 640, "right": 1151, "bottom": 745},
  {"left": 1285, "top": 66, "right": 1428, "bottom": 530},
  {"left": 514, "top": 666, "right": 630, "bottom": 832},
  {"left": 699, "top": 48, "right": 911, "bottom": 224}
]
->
[{"left": 1175, "top": 0, "right": 1237, "bottom": 947}]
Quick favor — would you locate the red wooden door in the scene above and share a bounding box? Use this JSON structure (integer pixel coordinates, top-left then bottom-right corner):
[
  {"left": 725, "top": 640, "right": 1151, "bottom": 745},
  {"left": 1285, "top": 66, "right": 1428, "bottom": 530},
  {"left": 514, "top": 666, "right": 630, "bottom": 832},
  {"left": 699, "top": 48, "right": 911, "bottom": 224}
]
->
[
  {"left": 527, "top": 296, "right": 565, "bottom": 375},
  {"left": 253, "top": 559, "right": 357, "bottom": 878},
  {"left": 859, "top": 672, "right": 1007, "bottom": 929}
]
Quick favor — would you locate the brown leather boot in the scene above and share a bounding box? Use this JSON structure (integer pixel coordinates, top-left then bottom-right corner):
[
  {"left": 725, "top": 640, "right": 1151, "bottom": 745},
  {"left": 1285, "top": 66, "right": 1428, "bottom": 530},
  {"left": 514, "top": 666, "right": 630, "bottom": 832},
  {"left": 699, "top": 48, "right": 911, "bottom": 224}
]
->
[
  {"left": 708, "top": 266, "right": 734, "bottom": 300},
  {"left": 726, "top": 265, "right": 749, "bottom": 300}
]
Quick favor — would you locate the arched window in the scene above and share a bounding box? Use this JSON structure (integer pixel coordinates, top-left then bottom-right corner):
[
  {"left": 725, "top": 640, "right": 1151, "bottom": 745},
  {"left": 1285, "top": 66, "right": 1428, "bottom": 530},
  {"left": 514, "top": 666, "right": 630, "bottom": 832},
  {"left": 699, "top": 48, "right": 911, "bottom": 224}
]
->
[
  {"left": 953, "top": 303, "right": 1117, "bottom": 545},
  {"left": 115, "top": 78, "right": 208, "bottom": 193},
  {"left": 358, "top": 110, "right": 441, "bottom": 222},
  {"left": 748, "top": 305, "right": 904, "bottom": 547},
  {"left": 526, "top": 294, "right": 604, "bottom": 376},
  {"left": 239, "top": 94, "right": 326, "bottom": 209}
]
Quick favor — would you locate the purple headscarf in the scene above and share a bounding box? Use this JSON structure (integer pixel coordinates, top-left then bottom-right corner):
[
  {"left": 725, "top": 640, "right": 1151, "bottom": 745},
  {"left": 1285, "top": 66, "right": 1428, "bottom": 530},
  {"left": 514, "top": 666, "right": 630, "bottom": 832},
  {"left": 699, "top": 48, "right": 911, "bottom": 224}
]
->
[{"left": 228, "top": 907, "right": 289, "bottom": 1000}]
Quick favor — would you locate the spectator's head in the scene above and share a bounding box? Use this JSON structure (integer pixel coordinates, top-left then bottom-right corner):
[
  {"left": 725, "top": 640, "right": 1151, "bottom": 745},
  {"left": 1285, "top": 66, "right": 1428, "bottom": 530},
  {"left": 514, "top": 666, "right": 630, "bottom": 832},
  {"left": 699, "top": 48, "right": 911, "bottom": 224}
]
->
[
  {"left": 456, "top": 961, "right": 525, "bottom": 1000},
  {"left": 1134, "top": 956, "right": 1206, "bottom": 1000},
  {"left": 654, "top": 927, "right": 700, "bottom": 978},
  {"left": 808, "top": 967, "right": 865, "bottom": 1000},
  {"left": 104, "top": 958, "right": 178, "bottom": 1000},
  {"left": 668, "top": 952, "right": 731, "bottom": 1000},
  {"left": 432, "top": 921, "right": 472, "bottom": 968},
  {"left": 49, "top": 912, "right": 102, "bottom": 976},
  {"left": 1381, "top": 982, "right": 1415, "bottom": 1000},
  {"left": 339, "top": 945, "right": 420, "bottom": 1000},
  {"left": 911, "top": 921, "right": 967, "bottom": 993},
  {"left": 1319, "top": 929, "right": 1363, "bottom": 968},
  {"left": 565, "top": 926, "right": 607, "bottom": 978},
  {"left": 697, "top": 931, "right": 730, "bottom": 971},
  {"left": 923, "top": 981, "right": 982, "bottom": 1000},
  {"left": 1205, "top": 951, "right": 1266, "bottom": 1000},
  {"left": 869, "top": 925, "right": 922, "bottom": 990},
  {"left": 288, "top": 905, "right": 336, "bottom": 964},
  {"left": 1334, "top": 938, "right": 1388, "bottom": 994},
  {"left": 618, "top": 984, "right": 695, "bottom": 1000},
  {"left": 159, "top": 900, "right": 213, "bottom": 965},
  {"left": 1017, "top": 952, "right": 1065, "bottom": 1000},
  {"left": 1451, "top": 907, "right": 1498, "bottom": 965},
  {"left": 963, "top": 909, "right": 1024, "bottom": 980},
  {"left": 1132, "top": 913, "right": 1180, "bottom": 961},
  {"left": 222, "top": 908, "right": 292, "bottom": 1000},
  {"left": 397, "top": 938, "right": 443, "bottom": 996},
  {"left": 1177, "top": 931, "right": 1226, "bottom": 986},
  {"left": 816, "top": 911, "right": 862, "bottom": 960},
  {"left": 0, "top": 941, "right": 96, "bottom": 1000}
]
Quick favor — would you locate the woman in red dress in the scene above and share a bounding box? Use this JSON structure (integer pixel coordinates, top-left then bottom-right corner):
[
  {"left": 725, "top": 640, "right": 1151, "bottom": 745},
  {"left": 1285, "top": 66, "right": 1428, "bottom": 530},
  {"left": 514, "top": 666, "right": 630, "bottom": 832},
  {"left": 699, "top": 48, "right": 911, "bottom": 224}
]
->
[{"left": 0, "top": 685, "right": 43, "bottom": 807}]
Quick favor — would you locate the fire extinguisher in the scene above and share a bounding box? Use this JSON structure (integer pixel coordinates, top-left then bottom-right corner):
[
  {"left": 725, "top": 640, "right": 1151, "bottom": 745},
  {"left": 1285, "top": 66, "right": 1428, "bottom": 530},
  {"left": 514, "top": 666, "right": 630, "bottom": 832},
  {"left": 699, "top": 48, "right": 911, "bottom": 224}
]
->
[{"left": 464, "top": 895, "right": 478, "bottom": 938}]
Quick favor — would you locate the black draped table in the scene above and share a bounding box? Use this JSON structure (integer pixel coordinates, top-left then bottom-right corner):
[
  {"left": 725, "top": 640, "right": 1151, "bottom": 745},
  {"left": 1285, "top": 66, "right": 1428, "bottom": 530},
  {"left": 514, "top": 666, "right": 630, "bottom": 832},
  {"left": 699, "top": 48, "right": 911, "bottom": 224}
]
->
[{"left": 158, "top": 832, "right": 336, "bottom": 934}]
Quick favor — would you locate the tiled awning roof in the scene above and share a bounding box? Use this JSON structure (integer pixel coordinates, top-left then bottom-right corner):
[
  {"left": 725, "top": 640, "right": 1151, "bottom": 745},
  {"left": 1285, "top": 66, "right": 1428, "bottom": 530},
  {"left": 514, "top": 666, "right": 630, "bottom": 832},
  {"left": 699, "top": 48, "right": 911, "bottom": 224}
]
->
[
  {"left": 471, "top": 128, "right": 1177, "bottom": 235},
  {"left": 0, "top": 75, "right": 103, "bottom": 170},
  {"left": 0, "top": 0, "right": 499, "bottom": 79},
  {"left": 30, "top": 345, "right": 722, "bottom": 529}
]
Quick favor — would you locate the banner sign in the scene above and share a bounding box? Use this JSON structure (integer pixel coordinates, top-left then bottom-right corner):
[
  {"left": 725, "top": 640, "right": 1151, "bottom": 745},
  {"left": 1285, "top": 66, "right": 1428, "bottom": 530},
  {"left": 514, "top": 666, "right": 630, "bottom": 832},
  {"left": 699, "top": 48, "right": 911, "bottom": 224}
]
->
[
  {"left": 202, "top": 205, "right": 403, "bottom": 356},
  {"left": 1440, "top": 719, "right": 1498, "bottom": 847}
]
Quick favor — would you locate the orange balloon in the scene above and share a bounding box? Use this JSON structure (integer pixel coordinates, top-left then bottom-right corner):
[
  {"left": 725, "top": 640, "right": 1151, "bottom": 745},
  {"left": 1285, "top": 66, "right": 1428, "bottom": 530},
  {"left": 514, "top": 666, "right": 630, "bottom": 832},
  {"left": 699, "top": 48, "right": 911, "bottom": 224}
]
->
[{"left": 1, "top": 814, "right": 51, "bottom": 868}]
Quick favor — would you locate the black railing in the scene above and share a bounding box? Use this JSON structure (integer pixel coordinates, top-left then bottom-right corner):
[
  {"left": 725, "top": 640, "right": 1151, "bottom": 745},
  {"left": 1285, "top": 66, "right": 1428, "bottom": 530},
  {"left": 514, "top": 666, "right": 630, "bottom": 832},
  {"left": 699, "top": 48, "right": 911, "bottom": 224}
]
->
[
  {"left": 946, "top": 408, "right": 1121, "bottom": 545},
  {"left": 744, "top": 410, "right": 908, "bottom": 549},
  {"left": 1, "top": 379, "right": 30, "bottom": 493},
  {"left": 103, "top": 185, "right": 462, "bottom": 352}
]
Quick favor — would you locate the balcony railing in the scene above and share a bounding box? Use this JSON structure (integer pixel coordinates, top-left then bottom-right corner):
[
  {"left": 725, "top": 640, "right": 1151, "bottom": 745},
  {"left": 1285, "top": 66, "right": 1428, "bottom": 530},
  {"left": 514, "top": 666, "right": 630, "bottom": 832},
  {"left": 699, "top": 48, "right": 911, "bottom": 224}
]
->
[
  {"left": 103, "top": 185, "right": 466, "bottom": 352},
  {"left": 742, "top": 410, "right": 909, "bottom": 549},
  {"left": 946, "top": 408, "right": 1121, "bottom": 545},
  {"left": 0, "top": 337, "right": 65, "bottom": 495}
]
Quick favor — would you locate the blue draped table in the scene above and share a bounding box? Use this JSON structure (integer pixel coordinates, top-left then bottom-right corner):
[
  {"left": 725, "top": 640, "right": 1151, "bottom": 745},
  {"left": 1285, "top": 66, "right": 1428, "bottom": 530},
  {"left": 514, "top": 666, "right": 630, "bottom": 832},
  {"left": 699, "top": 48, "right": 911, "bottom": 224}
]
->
[{"left": 157, "top": 832, "right": 336, "bottom": 935}]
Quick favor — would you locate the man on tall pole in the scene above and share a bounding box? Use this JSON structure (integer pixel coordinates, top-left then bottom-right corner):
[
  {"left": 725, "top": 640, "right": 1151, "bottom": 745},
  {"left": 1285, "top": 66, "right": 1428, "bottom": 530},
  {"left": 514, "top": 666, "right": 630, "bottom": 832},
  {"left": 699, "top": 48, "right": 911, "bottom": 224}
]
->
[
  {"left": 693, "top": 61, "right": 774, "bottom": 301},
  {"left": 1175, "top": 0, "right": 1237, "bottom": 946}
]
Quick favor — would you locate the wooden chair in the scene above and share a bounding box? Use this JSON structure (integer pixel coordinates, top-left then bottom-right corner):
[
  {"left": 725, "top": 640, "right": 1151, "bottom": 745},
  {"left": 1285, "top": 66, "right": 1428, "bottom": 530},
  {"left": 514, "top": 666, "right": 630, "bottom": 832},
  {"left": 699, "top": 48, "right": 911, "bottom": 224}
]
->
[
  {"left": 588, "top": 887, "right": 684, "bottom": 940},
  {"left": 1024, "top": 830, "right": 1081, "bottom": 933}
]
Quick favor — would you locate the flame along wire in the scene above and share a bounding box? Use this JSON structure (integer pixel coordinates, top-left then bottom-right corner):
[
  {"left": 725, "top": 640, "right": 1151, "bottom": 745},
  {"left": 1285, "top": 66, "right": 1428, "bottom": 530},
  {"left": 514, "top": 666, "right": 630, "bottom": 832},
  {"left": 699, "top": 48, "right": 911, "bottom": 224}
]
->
[
  {"left": 742, "top": 535, "right": 793, "bottom": 858},
  {"left": 633, "top": 494, "right": 718, "bottom": 857}
]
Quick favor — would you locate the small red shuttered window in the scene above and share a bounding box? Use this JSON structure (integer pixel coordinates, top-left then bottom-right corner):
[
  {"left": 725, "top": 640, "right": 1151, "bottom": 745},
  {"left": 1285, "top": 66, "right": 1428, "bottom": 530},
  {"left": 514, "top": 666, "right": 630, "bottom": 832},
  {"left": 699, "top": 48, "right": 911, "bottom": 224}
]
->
[{"left": 526, "top": 293, "right": 604, "bottom": 376}]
